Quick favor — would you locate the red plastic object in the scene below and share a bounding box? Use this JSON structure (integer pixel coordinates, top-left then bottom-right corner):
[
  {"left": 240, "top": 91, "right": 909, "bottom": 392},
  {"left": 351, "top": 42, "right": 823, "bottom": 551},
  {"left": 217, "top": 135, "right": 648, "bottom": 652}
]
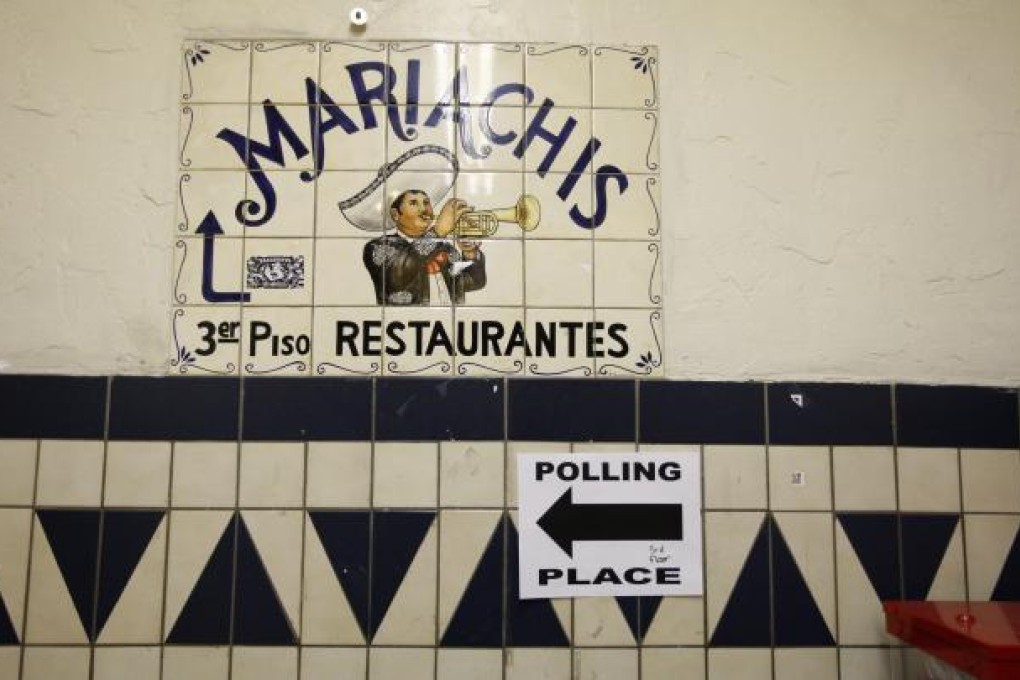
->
[{"left": 884, "top": 601, "right": 1020, "bottom": 680}]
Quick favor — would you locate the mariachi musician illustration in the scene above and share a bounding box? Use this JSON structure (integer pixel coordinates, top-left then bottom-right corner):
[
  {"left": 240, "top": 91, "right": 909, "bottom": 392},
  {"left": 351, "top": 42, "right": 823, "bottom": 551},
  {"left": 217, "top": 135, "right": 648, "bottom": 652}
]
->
[{"left": 338, "top": 145, "right": 540, "bottom": 306}]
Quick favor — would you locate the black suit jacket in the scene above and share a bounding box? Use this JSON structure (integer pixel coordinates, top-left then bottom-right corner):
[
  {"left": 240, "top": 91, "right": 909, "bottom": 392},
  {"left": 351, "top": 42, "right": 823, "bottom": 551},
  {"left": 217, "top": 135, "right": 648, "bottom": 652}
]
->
[{"left": 363, "top": 234, "right": 486, "bottom": 305}]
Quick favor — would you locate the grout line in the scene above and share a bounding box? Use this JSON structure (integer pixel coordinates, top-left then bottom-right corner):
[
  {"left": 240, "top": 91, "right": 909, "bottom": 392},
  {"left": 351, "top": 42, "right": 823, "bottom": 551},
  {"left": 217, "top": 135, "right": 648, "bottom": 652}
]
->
[
  {"left": 16, "top": 438, "right": 42, "bottom": 680},
  {"left": 296, "top": 440, "right": 310, "bottom": 676},
  {"left": 433, "top": 441, "right": 442, "bottom": 680},
  {"left": 366, "top": 375, "right": 378, "bottom": 676},
  {"left": 829, "top": 443, "right": 842, "bottom": 671},
  {"left": 762, "top": 383, "right": 777, "bottom": 679},
  {"left": 157, "top": 445, "right": 174, "bottom": 680},
  {"left": 699, "top": 442, "right": 710, "bottom": 680},
  {"left": 88, "top": 377, "right": 114, "bottom": 678},
  {"left": 957, "top": 445, "right": 970, "bottom": 605}
]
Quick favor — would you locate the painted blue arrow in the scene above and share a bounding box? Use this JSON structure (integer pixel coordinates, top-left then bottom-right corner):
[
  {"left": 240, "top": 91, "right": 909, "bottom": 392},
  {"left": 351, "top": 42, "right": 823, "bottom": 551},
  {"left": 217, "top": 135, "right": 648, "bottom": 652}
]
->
[{"left": 196, "top": 211, "right": 250, "bottom": 303}]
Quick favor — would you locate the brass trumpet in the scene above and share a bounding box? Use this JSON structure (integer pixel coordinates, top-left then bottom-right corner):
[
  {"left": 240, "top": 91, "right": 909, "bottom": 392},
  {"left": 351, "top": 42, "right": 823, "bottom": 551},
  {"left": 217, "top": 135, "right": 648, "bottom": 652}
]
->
[{"left": 455, "top": 194, "right": 541, "bottom": 237}]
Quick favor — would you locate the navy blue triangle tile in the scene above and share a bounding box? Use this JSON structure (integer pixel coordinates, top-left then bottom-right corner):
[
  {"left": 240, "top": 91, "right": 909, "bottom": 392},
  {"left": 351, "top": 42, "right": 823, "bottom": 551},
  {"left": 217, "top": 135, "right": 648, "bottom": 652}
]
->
[
  {"left": 371, "top": 512, "right": 435, "bottom": 641},
  {"left": 37, "top": 510, "right": 101, "bottom": 639},
  {"left": 441, "top": 516, "right": 504, "bottom": 647},
  {"left": 709, "top": 517, "right": 771, "bottom": 647},
  {"left": 901, "top": 514, "right": 958, "bottom": 600},
  {"left": 308, "top": 511, "right": 371, "bottom": 640},
  {"left": 615, "top": 597, "right": 640, "bottom": 642},
  {"left": 0, "top": 594, "right": 18, "bottom": 644},
  {"left": 614, "top": 597, "right": 664, "bottom": 642},
  {"left": 233, "top": 516, "right": 296, "bottom": 645},
  {"left": 837, "top": 513, "right": 901, "bottom": 601},
  {"left": 506, "top": 520, "right": 569, "bottom": 647},
  {"left": 96, "top": 511, "right": 164, "bottom": 639},
  {"left": 992, "top": 525, "right": 1020, "bottom": 601},
  {"left": 166, "top": 515, "right": 235, "bottom": 645},
  {"left": 770, "top": 519, "right": 835, "bottom": 647}
]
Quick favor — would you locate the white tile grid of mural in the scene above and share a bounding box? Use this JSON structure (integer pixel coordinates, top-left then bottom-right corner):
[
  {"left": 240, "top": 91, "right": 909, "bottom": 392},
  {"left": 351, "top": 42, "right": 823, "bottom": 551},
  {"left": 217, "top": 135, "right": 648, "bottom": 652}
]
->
[
  {"left": 1, "top": 438, "right": 1019, "bottom": 679},
  {"left": 173, "top": 42, "right": 662, "bottom": 379}
]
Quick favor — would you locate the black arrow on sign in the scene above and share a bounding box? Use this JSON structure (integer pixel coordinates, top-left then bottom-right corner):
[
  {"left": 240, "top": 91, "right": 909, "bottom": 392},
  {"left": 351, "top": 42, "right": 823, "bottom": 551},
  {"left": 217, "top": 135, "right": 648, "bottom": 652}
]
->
[
  {"left": 196, "top": 210, "right": 251, "bottom": 304},
  {"left": 537, "top": 487, "right": 683, "bottom": 558}
]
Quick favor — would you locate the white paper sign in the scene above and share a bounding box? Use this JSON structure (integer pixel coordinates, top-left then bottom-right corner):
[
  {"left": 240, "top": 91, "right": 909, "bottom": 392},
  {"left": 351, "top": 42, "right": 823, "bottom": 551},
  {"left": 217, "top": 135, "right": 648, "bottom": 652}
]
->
[{"left": 517, "top": 451, "right": 703, "bottom": 599}]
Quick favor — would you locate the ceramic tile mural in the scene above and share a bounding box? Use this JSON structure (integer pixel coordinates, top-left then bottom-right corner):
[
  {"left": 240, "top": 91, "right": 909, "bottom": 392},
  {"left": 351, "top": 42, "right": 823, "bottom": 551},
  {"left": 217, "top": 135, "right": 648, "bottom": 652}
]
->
[
  {"left": 174, "top": 41, "right": 662, "bottom": 378},
  {"left": 0, "top": 377, "right": 1019, "bottom": 680}
]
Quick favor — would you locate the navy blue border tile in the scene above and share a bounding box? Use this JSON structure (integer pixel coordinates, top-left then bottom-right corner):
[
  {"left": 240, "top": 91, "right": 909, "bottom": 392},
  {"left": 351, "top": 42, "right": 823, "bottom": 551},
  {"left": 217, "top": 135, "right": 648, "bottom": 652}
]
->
[
  {"left": 768, "top": 383, "right": 892, "bottom": 446},
  {"left": 896, "top": 385, "right": 1019, "bottom": 449},
  {"left": 109, "top": 377, "right": 240, "bottom": 441},
  {"left": 0, "top": 375, "right": 106, "bottom": 439},
  {"left": 639, "top": 381, "right": 764, "bottom": 444},
  {"left": 243, "top": 378, "right": 371, "bottom": 440},
  {"left": 509, "top": 379, "right": 635, "bottom": 442},
  {"left": 376, "top": 378, "right": 503, "bottom": 441}
]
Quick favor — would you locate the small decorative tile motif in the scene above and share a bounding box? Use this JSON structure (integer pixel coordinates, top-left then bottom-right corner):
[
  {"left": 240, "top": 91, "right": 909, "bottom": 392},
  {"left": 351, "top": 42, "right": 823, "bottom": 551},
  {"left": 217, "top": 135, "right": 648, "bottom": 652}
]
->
[{"left": 172, "top": 40, "right": 662, "bottom": 377}]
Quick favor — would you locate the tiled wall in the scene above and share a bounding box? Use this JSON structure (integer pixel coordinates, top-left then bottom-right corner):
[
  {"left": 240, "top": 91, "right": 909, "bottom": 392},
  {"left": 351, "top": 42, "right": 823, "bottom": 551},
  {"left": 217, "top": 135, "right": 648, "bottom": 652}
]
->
[{"left": 0, "top": 376, "right": 1018, "bottom": 679}]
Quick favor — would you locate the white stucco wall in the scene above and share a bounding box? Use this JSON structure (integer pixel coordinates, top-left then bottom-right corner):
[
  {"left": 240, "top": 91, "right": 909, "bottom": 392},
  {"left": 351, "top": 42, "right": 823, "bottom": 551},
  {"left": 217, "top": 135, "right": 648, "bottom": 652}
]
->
[{"left": 0, "top": 0, "right": 1017, "bottom": 383}]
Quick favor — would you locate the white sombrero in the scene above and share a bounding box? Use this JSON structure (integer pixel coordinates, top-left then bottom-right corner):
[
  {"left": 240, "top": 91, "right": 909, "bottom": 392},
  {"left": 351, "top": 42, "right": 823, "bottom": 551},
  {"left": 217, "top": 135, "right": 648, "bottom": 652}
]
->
[{"left": 338, "top": 145, "right": 459, "bottom": 232}]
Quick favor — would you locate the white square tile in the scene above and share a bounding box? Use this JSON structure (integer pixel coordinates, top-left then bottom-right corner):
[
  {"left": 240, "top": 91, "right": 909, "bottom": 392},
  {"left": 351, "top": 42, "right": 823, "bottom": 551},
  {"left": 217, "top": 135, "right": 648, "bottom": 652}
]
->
[
  {"left": 104, "top": 441, "right": 171, "bottom": 507},
  {"left": 523, "top": 307, "right": 595, "bottom": 377},
  {"left": 176, "top": 170, "right": 247, "bottom": 237},
  {"left": 389, "top": 106, "right": 456, "bottom": 163},
  {"left": 173, "top": 235, "right": 244, "bottom": 307},
  {"left": 0, "top": 648, "right": 19, "bottom": 680},
  {"left": 94, "top": 646, "right": 161, "bottom": 680},
  {"left": 522, "top": 107, "right": 592, "bottom": 174},
  {"left": 452, "top": 307, "right": 527, "bottom": 377},
  {"left": 526, "top": 44, "right": 592, "bottom": 108},
  {"left": 642, "top": 648, "right": 704, "bottom": 679},
  {"left": 773, "top": 649, "right": 838, "bottom": 680},
  {"left": 504, "top": 649, "right": 570, "bottom": 680},
  {"left": 232, "top": 647, "right": 298, "bottom": 680},
  {"left": 436, "top": 649, "right": 502, "bottom": 680},
  {"left": 369, "top": 647, "right": 434, "bottom": 680},
  {"left": 524, "top": 239, "right": 593, "bottom": 308},
  {"left": 574, "top": 597, "right": 638, "bottom": 646},
  {"left": 524, "top": 173, "right": 592, "bottom": 240},
  {"left": 22, "top": 647, "right": 90, "bottom": 680},
  {"left": 960, "top": 448, "right": 1020, "bottom": 512},
  {"left": 704, "top": 445, "right": 766, "bottom": 509},
  {"left": 239, "top": 442, "right": 304, "bottom": 507},
  {"left": 839, "top": 648, "right": 904, "bottom": 680},
  {"left": 898, "top": 448, "right": 960, "bottom": 512},
  {"left": 0, "top": 439, "right": 36, "bottom": 505},
  {"left": 172, "top": 442, "right": 237, "bottom": 508},
  {"left": 301, "top": 647, "right": 367, "bottom": 680},
  {"left": 455, "top": 173, "right": 526, "bottom": 238},
  {"left": 457, "top": 43, "right": 525, "bottom": 105},
  {"left": 438, "top": 510, "right": 501, "bottom": 639},
  {"left": 592, "top": 109, "right": 660, "bottom": 173},
  {"left": 592, "top": 45, "right": 658, "bottom": 109},
  {"left": 390, "top": 42, "right": 456, "bottom": 105},
  {"left": 382, "top": 306, "right": 454, "bottom": 376},
  {"left": 243, "top": 238, "right": 314, "bottom": 307},
  {"left": 170, "top": 307, "right": 243, "bottom": 376},
  {"left": 36, "top": 440, "right": 104, "bottom": 506},
  {"left": 643, "top": 597, "right": 706, "bottom": 644},
  {"left": 833, "top": 446, "right": 896, "bottom": 511},
  {"left": 593, "top": 307, "right": 663, "bottom": 377},
  {"left": 768, "top": 446, "right": 832, "bottom": 511},
  {"left": 244, "top": 170, "right": 316, "bottom": 238},
  {"left": 593, "top": 173, "right": 660, "bottom": 240},
  {"left": 314, "top": 239, "right": 380, "bottom": 306},
  {"left": 246, "top": 104, "right": 317, "bottom": 171},
  {"left": 318, "top": 171, "right": 388, "bottom": 238},
  {"left": 312, "top": 306, "right": 384, "bottom": 376},
  {"left": 306, "top": 442, "right": 372, "bottom": 507},
  {"left": 440, "top": 442, "right": 504, "bottom": 507},
  {"left": 163, "top": 646, "right": 230, "bottom": 680},
  {"left": 374, "top": 443, "right": 438, "bottom": 508},
  {"left": 241, "top": 306, "right": 313, "bottom": 376},
  {"left": 180, "top": 104, "right": 250, "bottom": 170},
  {"left": 320, "top": 41, "right": 388, "bottom": 104},
  {"left": 707, "top": 649, "right": 771, "bottom": 680},
  {"left": 593, "top": 240, "right": 661, "bottom": 308},
  {"left": 182, "top": 40, "right": 251, "bottom": 104},
  {"left": 457, "top": 238, "right": 523, "bottom": 307},
  {"left": 573, "top": 649, "right": 637, "bottom": 680},
  {"left": 455, "top": 107, "right": 526, "bottom": 173},
  {"left": 251, "top": 40, "right": 319, "bottom": 105},
  {"left": 321, "top": 104, "right": 388, "bottom": 171}
]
